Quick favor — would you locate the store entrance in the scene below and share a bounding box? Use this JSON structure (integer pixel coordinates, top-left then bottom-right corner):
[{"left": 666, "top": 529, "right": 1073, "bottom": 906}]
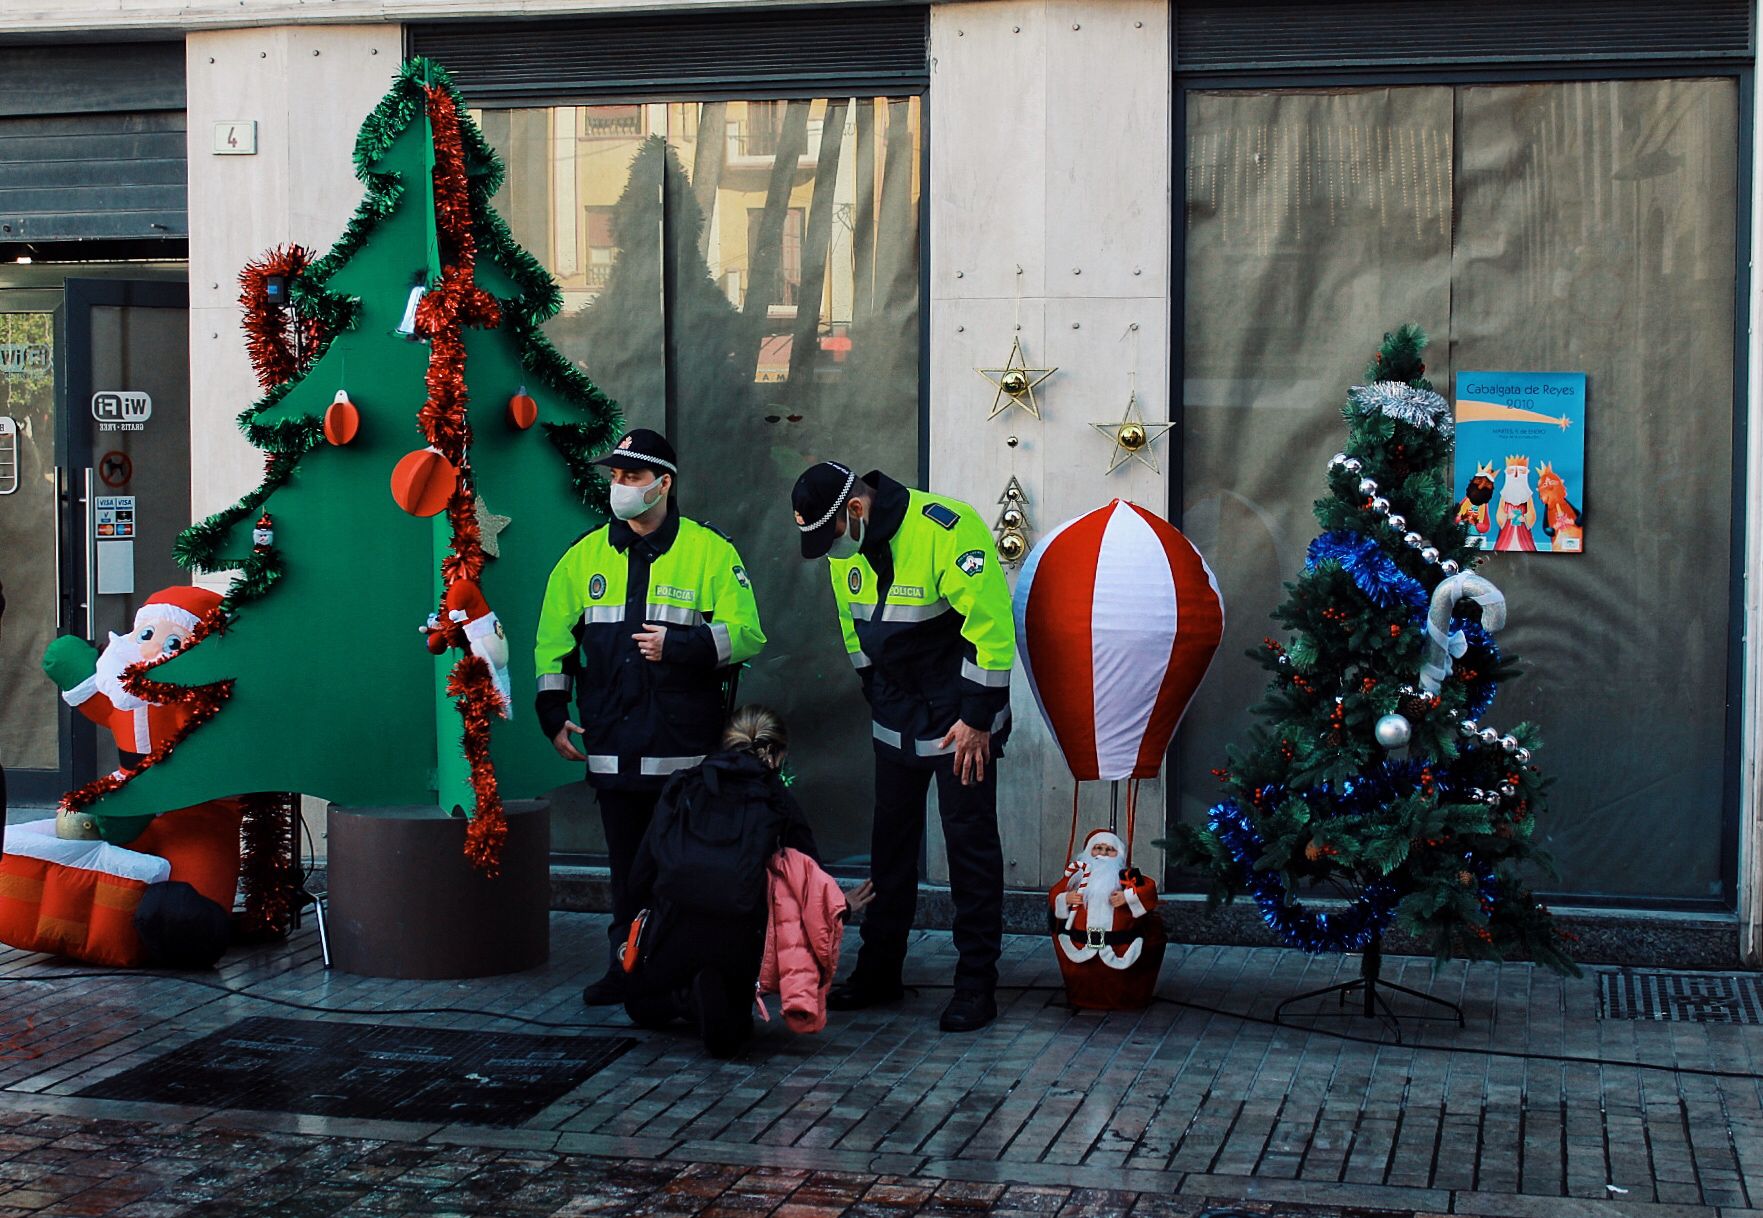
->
[{"left": 0, "top": 273, "right": 188, "bottom": 805}]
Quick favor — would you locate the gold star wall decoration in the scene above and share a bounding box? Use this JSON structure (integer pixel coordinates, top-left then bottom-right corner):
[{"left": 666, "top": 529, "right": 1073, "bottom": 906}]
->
[
  {"left": 475, "top": 495, "right": 512, "bottom": 558},
  {"left": 977, "top": 338, "right": 1057, "bottom": 420},
  {"left": 1093, "top": 391, "right": 1174, "bottom": 474}
]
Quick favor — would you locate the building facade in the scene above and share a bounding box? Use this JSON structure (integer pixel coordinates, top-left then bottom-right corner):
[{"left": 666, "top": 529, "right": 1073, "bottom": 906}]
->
[{"left": 2, "top": 0, "right": 1759, "bottom": 959}]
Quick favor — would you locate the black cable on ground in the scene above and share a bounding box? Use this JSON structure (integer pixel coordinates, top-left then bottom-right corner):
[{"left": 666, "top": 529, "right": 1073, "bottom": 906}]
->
[{"left": 2, "top": 971, "right": 1759, "bottom": 1083}]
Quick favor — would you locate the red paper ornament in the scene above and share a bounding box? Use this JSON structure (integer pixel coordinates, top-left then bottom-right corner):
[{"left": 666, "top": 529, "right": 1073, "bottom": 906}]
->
[
  {"left": 323, "top": 389, "right": 361, "bottom": 446},
  {"left": 390, "top": 446, "right": 459, "bottom": 517},
  {"left": 507, "top": 386, "right": 538, "bottom": 431}
]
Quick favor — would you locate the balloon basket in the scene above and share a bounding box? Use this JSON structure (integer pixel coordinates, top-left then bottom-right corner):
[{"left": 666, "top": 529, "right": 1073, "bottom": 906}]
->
[{"left": 1054, "top": 915, "right": 1167, "bottom": 1011}]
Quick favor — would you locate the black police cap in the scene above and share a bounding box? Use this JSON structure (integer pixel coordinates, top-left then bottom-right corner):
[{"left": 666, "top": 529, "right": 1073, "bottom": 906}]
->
[
  {"left": 792, "top": 461, "right": 858, "bottom": 559},
  {"left": 593, "top": 428, "right": 677, "bottom": 475}
]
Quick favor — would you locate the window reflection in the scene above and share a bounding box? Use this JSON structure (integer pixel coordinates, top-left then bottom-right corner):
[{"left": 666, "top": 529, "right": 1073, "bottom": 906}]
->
[{"left": 479, "top": 98, "right": 923, "bottom": 865}]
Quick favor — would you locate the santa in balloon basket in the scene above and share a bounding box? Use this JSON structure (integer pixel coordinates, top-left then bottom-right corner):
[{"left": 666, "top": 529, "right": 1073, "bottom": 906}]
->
[{"left": 1015, "top": 499, "right": 1224, "bottom": 1012}]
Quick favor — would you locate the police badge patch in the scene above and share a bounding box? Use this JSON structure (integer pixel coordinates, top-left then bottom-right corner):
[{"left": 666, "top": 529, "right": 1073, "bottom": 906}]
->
[
  {"left": 956, "top": 549, "right": 986, "bottom": 577},
  {"left": 589, "top": 574, "right": 607, "bottom": 599},
  {"left": 848, "top": 568, "right": 863, "bottom": 595},
  {"left": 733, "top": 565, "right": 751, "bottom": 589}
]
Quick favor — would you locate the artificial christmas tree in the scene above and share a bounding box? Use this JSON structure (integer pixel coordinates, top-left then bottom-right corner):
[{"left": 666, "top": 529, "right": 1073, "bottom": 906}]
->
[
  {"left": 1167, "top": 325, "right": 1577, "bottom": 988},
  {"left": 63, "top": 60, "right": 619, "bottom": 873}
]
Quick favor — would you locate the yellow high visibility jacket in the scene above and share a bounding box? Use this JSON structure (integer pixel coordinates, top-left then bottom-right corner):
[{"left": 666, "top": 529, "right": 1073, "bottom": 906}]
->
[
  {"left": 828, "top": 472, "right": 1014, "bottom": 766},
  {"left": 535, "top": 507, "right": 764, "bottom": 789}
]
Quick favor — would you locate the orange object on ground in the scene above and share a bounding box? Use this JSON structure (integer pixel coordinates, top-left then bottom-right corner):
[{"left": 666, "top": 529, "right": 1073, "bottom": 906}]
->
[{"left": 0, "top": 820, "right": 171, "bottom": 967}]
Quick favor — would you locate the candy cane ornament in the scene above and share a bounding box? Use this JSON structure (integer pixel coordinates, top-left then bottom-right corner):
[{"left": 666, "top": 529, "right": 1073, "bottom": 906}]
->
[{"left": 1419, "top": 571, "right": 1507, "bottom": 694}]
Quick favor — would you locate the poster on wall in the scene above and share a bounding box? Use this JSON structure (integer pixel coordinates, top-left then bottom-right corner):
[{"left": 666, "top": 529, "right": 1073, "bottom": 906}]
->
[{"left": 1452, "top": 371, "right": 1586, "bottom": 554}]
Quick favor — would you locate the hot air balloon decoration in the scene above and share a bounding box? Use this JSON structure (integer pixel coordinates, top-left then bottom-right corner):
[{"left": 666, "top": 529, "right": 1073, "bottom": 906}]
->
[{"left": 1014, "top": 499, "right": 1225, "bottom": 1009}]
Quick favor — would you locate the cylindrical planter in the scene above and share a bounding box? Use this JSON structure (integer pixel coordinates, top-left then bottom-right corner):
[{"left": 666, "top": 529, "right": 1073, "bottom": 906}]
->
[{"left": 326, "top": 799, "right": 549, "bottom": 979}]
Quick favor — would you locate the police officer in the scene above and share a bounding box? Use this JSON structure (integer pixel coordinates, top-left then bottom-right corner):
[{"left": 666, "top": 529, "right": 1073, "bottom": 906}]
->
[
  {"left": 791, "top": 462, "right": 1014, "bottom": 1032},
  {"left": 537, "top": 429, "right": 766, "bottom": 1005}
]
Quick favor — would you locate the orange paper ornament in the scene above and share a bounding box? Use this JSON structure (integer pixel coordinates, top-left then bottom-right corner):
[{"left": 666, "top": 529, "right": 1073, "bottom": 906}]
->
[
  {"left": 507, "top": 387, "right": 538, "bottom": 431},
  {"left": 390, "top": 446, "right": 458, "bottom": 517},
  {"left": 323, "top": 389, "right": 361, "bottom": 446}
]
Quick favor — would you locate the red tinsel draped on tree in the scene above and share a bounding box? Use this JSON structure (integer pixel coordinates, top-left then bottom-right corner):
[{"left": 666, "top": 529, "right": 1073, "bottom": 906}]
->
[
  {"left": 416, "top": 83, "right": 508, "bottom": 873},
  {"left": 239, "top": 245, "right": 328, "bottom": 391}
]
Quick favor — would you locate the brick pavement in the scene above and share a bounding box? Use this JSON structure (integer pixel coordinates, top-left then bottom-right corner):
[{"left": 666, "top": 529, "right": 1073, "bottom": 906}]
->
[{"left": 1, "top": 912, "right": 1761, "bottom": 1216}]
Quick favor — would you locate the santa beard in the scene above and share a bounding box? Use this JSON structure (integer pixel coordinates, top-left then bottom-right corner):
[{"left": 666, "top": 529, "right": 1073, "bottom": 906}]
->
[
  {"left": 1081, "top": 853, "right": 1125, "bottom": 927},
  {"left": 1501, "top": 473, "right": 1531, "bottom": 507},
  {"left": 93, "top": 631, "right": 150, "bottom": 712}
]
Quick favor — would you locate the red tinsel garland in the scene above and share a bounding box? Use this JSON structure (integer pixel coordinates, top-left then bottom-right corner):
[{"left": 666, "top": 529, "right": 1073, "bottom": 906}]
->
[
  {"left": 238, "top": 245, "right": 328, "bottom": 391},
  {"left": 237, "top": 792, "right": 297, "bottom": 936},
  {"left": 450, "top": 655, "right": 508, "bottom": 876},
  {"left": 58, "top": 609, "right": 234, "bottom": 815},
  {"left": 415, "top": 85, "right": 508, "bottom": 871}
]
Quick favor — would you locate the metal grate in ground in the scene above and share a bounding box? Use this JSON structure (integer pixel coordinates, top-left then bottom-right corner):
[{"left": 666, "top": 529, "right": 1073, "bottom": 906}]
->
[
  {"left": 77, "top": 1016, "right": 634, "bottom": 1126},
  {"left": 1598, "top": 968, "right": 1763, "bottom": 1023}
]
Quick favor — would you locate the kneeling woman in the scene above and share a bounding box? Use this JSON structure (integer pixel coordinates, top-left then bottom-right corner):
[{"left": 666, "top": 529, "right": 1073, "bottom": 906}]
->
[{"left": 621, "top": 706, "right": 866, "bottom": 1057}]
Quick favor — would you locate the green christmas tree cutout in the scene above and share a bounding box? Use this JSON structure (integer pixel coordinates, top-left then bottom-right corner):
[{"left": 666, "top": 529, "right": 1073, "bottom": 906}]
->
[
  {"left": 1166, "top": 325, "right": 1577, "bottom": 975},
  {"left": 69, "top": 60, "right": 619, "bottom": 854}
]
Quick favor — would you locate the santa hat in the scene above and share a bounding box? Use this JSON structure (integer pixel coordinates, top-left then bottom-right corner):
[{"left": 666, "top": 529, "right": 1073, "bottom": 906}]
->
[
  {"left": 1079, "top": 828, "right": 1127, "bottom": 860},
  {"left": 134, "top": 586, "right": 223, "bottom": 634}
]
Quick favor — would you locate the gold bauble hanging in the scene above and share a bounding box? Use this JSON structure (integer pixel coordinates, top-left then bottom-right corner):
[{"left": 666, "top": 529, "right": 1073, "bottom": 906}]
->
[
  {"left": 997, "top": 530, "right": 1028, "bottom": 562},
  {"left": 999, "top": 369, "right": 1030, "bottom": 396},
  {"left": 977, "top": 338, "right": 1058, "bottom": 420},
  {"left": 1000, "top": 506, "right": 1025, "bottom": 529},
  {"left": 1092, "top": 390, "right": 1174, "bottom": 474}
]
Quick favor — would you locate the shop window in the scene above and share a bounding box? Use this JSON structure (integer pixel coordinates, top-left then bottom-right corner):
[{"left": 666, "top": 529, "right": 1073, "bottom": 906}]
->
[
  {"left": 482, "top": 96, "right": 923, "bottom": 866},
  {"left": 1176, "top": 79, "right": 1739, "bottom": 903}
]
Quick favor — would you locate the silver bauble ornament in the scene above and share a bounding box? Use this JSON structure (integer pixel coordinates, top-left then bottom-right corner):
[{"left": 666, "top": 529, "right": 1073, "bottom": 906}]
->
[
  {"left": 1370, "top": 496, "right": 1391, "bottom": 514},
  {"left": 1358, "top": 477, "right": 1379, "bottom": 496},
  {"left": 1499, "top": 782, "right": 1518, "bottom": 798},
  {"left": 1479, "top": 727, "right": 1500, "bottom": 746},
  {"left": 1516, "top": 747, "right": 1533, "bottom": 764},
  {"left": 1440, "top": 559, "right": 1460, "bottom": 575},
  {"left": 1460, "top": 719, "right": 1479, "bottom": 737},
  {"left": 1499, "top": 735, "right": 1519, "bottom": 753},
  {"left": 1374, "top": 714, "right": 1413, "bottom": 749},
  {"left": 1329, "top": 452, "right": 1349, "bottom": 470},
  {"left": 1484, "top": 790, "right": 1503, "bottom": 806},
  {"left": 1402, "top": 531, "right": 1423, "bottom": 548},
  {"left": 1343, "top": 457, "right": 1363, "bottom": 474},
  {"left": 1420, "top": 547, "right": 1440, "bottom": 564},
  {"left": 1386, "top": 514, "right": 1407, "bottom": 532}
]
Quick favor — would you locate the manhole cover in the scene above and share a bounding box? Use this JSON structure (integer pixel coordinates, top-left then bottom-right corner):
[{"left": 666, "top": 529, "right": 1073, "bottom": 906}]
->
[
  {"left": 1599, "top": 970, "right": 1763, "bottom": 1024},
  {"left": 78, "top": 1016, "right": 634, "bottom": 1126}
]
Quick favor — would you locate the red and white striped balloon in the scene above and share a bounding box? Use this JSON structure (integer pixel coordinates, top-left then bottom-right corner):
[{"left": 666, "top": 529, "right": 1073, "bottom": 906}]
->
[{"left": 1014, "top": 499, "right": 1225, "bottom": 781}]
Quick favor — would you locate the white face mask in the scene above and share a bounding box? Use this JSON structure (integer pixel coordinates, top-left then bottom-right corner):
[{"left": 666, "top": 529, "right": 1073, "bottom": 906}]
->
[
  {"left": 609, "top": 475, "right": 666, "bottom": 521},
  {"left": 826, "top": 504, "right": 865, "bottom": 560}
]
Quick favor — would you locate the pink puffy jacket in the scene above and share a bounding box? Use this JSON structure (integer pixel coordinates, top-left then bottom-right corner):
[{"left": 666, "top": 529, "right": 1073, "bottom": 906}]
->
[{"left": 757, "top": 847, "right": 848, "bottom": 1033}]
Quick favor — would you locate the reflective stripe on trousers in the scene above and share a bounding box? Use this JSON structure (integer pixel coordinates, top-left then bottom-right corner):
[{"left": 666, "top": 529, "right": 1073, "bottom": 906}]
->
[
  {"left": 588, "top": 754, "right": 707, "bottom": 777},
  {"left": 872, "top": 708, "right": 1011, "bottom": 756}
]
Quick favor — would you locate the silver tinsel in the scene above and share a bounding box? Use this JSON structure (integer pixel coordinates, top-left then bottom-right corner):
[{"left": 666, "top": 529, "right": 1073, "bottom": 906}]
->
[{"left": 1348, "top": 382, "right": 1454, "bottom": 435}]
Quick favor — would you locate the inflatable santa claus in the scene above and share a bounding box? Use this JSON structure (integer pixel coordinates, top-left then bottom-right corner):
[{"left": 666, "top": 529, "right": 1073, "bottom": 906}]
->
[
  {"left": 1048, "top": 829, "right": 1167, "bottom": 1010},
  {"left": 47, "top": 585, "right": 222, "bottom": 769},
  {"left": 0, "top": 586, "right": 241, "bottom": 968}
]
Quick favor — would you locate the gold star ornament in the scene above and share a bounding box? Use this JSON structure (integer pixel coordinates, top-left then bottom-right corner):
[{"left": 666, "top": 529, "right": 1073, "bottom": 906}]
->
[
  {"left": 1092, "top": 392, "right": 1174, "bottom": 474},
  {"left": 977, "top": 338, "right": 1057, "bottom": 420},
  {"left": 475, "top": 495, "right": 512, "bottom": 558}
]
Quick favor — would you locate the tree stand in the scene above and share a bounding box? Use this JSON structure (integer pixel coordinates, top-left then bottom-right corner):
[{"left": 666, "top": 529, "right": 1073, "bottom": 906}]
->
[{"left": 1273, "top": 932, "right": 1463, "bottom": 1043}]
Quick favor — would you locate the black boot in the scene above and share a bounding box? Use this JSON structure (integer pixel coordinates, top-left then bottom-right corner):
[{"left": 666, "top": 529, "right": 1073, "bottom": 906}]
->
[
  {"left": 938, "top": 988, "right": 997, "bottom": 1033},
  {"left": 581, "top": 968, "right": 628, "bottom": 1006},
  {"left": 827, "top": 971, "right": 906, "bottom": 1011}
]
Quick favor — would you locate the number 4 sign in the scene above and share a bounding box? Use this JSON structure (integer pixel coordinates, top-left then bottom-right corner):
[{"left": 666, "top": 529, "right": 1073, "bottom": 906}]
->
[{"left": 212, "top": 120, "right": 258, "bottom": 155}]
